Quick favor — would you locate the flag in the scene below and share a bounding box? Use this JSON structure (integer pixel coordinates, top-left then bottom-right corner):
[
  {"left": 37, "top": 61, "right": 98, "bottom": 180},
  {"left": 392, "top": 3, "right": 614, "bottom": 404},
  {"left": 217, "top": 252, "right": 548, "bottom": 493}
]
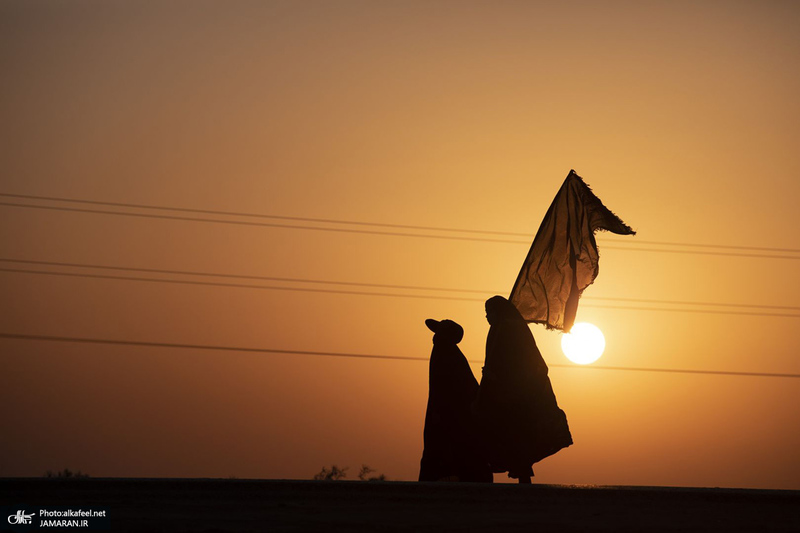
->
[{"left": 509, "top": 170, "right": 635, "bottom": 332}]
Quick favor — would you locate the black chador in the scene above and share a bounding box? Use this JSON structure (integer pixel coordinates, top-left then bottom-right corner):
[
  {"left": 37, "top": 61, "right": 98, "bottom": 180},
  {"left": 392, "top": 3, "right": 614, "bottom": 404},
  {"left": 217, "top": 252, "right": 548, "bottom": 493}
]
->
[
  {"left": 475, "top": 296, "right": 573, "bottom": 482},
  {"left": 419, "top": 319, "right": 492, "bottom": 483}
]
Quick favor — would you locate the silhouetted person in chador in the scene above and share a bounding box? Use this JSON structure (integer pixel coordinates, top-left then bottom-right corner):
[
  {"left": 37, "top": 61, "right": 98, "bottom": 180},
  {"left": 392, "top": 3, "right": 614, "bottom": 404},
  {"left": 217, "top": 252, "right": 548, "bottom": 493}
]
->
[
  {"left": 419, "top": 319, "right": 492, "bottom": 483},
  {"left": 475, "top": 296, "right": 573, "bottom": 483}
]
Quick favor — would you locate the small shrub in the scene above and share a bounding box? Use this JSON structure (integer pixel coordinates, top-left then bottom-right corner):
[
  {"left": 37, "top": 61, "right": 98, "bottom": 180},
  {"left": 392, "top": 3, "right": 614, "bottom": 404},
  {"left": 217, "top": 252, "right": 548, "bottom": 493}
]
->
[
  {"left": 312, "top": 464, "right": 387, "bottom": 481},
  {"left": 45, "top": 469, "right": 89, "bottom": 479},
  {"left": 358, "top": 465, "right": 387, "bottom": 481},
  {"left": 313, "top": 465, "right": 348, "bottom": 481}
]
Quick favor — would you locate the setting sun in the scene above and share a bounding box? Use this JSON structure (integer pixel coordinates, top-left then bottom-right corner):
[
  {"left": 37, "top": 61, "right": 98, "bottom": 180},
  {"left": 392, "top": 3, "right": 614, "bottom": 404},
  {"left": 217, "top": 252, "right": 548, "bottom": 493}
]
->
[{"left": 561, "top": 322, "right": 606, "bottom": 365}]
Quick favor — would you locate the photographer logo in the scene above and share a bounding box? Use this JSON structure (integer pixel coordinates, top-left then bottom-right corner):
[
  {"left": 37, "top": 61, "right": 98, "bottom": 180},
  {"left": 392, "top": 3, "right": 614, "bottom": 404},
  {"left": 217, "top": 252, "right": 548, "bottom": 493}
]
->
[{"left": 7, "top": 510, "right": 35, "bottom": 525}]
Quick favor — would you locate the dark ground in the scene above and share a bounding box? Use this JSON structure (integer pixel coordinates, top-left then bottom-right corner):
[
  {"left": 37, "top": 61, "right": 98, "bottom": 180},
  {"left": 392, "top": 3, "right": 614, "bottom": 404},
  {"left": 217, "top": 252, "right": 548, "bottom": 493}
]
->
[{"left": 2, "top": 478, "right": 799, "bottom": 532}]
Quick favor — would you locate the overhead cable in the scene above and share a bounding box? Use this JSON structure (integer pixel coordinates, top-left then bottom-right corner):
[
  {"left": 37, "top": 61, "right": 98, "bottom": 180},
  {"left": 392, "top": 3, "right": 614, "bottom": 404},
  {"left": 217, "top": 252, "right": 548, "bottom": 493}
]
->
[
  {"left": 2, "top": 266, "right": 799, "bottom": 318},
  {"left": 2, "top": 258, "right": 798, "bottom": 312},
  {"left": 2, "top": 332, "right": 798, "bottom": 379},
  {"left": 1, "top": 194, "right": 799, "bottom": 259}
]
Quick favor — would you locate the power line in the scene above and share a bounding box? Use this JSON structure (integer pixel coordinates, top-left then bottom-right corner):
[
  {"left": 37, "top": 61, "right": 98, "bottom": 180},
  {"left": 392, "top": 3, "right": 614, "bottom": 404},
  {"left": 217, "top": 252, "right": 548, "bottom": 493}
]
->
[
  {"left": 2, "top": 195, "right": 799, "bottom": 259},
  {"left": 0, "top": 332, "right": 425, "bottom": 362},
  {"left": 580, "top": 295, "right": 800, "bottom": 312},
  {"left": 579, "top": 303, "right": 800, "bottom": 318},
  {"left": 601, "top": 237, "right": 800, "bottom": 254},
  {"left": 0, "top": 258, "right": 494, "bottom": 294},
  {"left": 0, "top": 192, "right": 529, "bottom": 237},
  {"left": 4, "top": 191, "right": 800, "bottom": 254},
  {"left": 553, "top": 364, "right": 800, "bottom": 379},
  {"left": 3, "top": 266, "right": 800, "bottom": 318},
  {"left": 0, "top": 267, "right": 484, "bottom": 302},
  {"left": 3, "top": 257, "right": 798, "bottom": 312},
  {"left": 2, "top": 332, "right": 798, "bottom": 379},
  {"left": 598, "top": 246, "right": 800, "bottom": 261},
  {"left": 0, "top": 202, "right": 528, "bottom": 245}
]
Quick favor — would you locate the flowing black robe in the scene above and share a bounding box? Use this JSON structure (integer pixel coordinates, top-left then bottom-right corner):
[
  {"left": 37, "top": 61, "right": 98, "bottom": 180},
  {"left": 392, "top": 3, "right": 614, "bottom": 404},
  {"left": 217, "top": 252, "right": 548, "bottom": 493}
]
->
[
  {"left": 476, "top": 296, "right": 573, "bottom": 478},
  {"left": 419, "top": 333, "right": 492, "bottom": 483}
]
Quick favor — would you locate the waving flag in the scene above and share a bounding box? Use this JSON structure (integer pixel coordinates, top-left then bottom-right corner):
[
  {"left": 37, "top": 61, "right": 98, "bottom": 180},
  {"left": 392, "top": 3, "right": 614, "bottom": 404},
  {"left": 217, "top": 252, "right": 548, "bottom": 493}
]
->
[{"left": 510, "top": 170, "right": 635, "bottom": 332}]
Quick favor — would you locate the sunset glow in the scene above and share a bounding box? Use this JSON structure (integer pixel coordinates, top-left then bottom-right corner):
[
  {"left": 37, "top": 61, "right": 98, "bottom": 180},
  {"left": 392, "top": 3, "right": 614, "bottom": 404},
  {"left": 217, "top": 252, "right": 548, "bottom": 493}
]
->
[
  {"left": 561, "top": 323, "right": 605, "bottom": 365},
  {"left": 1, "top": 0, "right": 798, "bottom": 491}
]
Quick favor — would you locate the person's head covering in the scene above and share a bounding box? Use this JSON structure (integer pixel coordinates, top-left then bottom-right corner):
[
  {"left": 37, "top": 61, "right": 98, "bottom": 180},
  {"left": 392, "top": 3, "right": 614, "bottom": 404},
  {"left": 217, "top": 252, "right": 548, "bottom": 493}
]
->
[
  {"left": 425, "top": 318, "right": 464, "bottom": 344},
  {"left": 485, "top": 296, "right": 523, "bottom": 325}
]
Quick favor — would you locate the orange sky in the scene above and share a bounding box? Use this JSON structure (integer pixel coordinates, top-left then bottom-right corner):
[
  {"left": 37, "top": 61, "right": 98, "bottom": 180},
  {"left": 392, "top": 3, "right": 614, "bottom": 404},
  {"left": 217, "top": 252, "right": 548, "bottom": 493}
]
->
[{"left": 1, "top": 0, "right": 798, "bottom": 489}]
